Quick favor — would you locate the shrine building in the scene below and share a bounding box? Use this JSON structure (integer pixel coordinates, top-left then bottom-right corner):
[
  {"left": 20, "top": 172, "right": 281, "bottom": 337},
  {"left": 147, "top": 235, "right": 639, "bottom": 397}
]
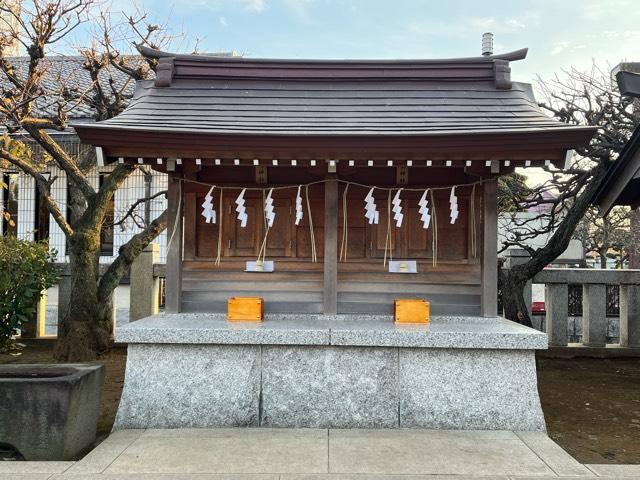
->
[
  {"left": 74, "top": 44, "right": 596, "bottom": 431},
  {"left": 75, "top": 46, "right": 595, "bottom": 318}
]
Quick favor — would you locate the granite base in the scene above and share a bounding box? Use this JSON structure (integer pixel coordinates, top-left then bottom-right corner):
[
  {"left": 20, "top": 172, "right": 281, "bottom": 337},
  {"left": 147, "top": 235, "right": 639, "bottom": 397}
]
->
[{"left": 113, "top": 315, "right": 546, "bottom": 431}]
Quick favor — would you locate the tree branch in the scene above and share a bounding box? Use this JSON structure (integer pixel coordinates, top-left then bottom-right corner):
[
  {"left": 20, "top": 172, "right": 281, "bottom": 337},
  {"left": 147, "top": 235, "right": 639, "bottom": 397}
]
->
[
  {"left": 113, "top": 189, "right": 167, "bottom": 228},
  {"left": 97, "top": 209, "right": 167, "bottom": 302},
  {"left": 0, "top": 146, "right": 73, "bottom": 236},
  {"left": 22, "top": 125, "right": 95, "bottom": 198}
]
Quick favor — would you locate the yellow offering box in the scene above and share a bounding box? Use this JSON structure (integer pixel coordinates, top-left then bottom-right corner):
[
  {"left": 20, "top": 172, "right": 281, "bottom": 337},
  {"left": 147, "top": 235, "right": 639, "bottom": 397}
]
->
[
  {"left": 227, "top": 297, "right": 264, "bottom": 322},
  {"left": 394, "top": 299, "right": 430, "bottom": 324}
]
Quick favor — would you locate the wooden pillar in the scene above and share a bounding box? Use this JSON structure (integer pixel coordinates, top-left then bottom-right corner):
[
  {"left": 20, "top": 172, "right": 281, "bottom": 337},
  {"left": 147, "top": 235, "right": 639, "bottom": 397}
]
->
[
  {"left": 324, "top": 175, "right": 338, "bottom": 314},
  {"left": 165, "top": 176, "right": 183, "bottom": 313},
  {"left": 481, "top": 178, "right": 498, "bottom": 317}
]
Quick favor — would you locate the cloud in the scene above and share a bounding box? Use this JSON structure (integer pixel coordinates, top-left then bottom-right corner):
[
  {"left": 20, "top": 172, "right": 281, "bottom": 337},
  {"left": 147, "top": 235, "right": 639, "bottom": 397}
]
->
[
  {"left": 581, "top": 0, "right": 634, "bottom": 20},
  {"left": 240, "top": 0, "right": 267, "bottom": 12},
  {"left": 281, "top": 0, "right": 317, "bottom": 24},
  {"left": 168, "top": 0, "right": 267, "bottom": 13},
  {"left": 219, "top": 16, "right": 228, "bottom": 27},
  {"left": 550, "top": 41, "right": 588, "bottom": 56},
  {"left": 551, "top": 41, "right": 569, "bottom": 56},
  {"left": 468, "top": 16, "right": 527, "bottom": 33}
]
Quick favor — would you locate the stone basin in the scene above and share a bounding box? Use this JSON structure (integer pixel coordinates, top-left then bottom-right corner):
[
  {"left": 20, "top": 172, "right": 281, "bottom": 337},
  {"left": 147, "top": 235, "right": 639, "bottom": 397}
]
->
[{"left": 0, "top": 363, "right": 105, "bottom": 460}]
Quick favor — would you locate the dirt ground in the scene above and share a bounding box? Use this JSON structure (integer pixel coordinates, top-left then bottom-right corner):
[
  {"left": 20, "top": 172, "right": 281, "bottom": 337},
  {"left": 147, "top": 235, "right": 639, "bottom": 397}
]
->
[
  {"left": 537, "top": 356, "right": 640, "bottom": 465},
  {"left": 2, "top": 344, "right": 640, "bottom": 464}
]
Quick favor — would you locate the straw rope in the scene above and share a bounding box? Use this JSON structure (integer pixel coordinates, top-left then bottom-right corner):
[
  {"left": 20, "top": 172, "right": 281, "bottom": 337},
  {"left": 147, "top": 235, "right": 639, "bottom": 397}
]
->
[
  {"left": 180, "top": 176, "right": 485, "bottom": 267},
  {"left": 339, "top": 183, "right": 349, "bottom": 262}
]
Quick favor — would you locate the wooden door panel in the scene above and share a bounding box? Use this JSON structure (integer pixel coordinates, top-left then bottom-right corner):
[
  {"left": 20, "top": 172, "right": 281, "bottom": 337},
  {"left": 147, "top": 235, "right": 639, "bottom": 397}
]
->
[
  {"left": 195, "top": 193, "right": 221, "bottom": 258},
  {"left": 265, "top": 199, "right": 293, "bottom": 257},
  {"left": 224, "top": 196, "right": 261, "bottom": 257},
  {"left": 338, "top": 226, "right": 366, "bottom": 259},
  {"left": 295, "top": 197, "right": 324, "bottom": 258},
  {"left": 433, "top": 190, "right": 468, "bottom": 260},
  {"left": 369, "top": 204, "right": 402, "bottom": 258},
  {"left": 296, "top": 226, "right": 324, "bottom": 259},
  {"left": 406, "top": 204, "right": 432, "bottom": 258}
]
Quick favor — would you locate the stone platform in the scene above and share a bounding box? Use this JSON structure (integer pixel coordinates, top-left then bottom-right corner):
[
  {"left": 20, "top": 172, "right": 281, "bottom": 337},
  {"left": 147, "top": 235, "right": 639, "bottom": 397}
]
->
[
  {"left": 8, "top": 428, "right": 639, "bottom": 479},
  {"left": 113, "top": 314, "right": 547, "bottom": 431}
]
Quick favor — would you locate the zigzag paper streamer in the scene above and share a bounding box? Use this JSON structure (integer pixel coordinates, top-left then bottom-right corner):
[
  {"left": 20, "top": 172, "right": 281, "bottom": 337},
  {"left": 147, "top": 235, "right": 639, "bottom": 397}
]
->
[
  {"left": 235, "top": 188, "right": 247, "bottom": 228},
  {"left": 364, "top": 187, "right": 379, "bottom": 225},
  {"left": 265, "top": 188, "right": 275, "bottom": 228},
  {"left": 201, "top": 186, "right": 216, "bottom": 224},
  {"left": 295, "top": 185, "right": 303, "bottom": 225},
  {"left": 392, "top": 189, "right": 403, "bottom": 227},
  {"left": 449, "top": 186, "right": 459, "bottom": 224},
  {"left": 418, "top": 190, "right": 431, "bottom": 229}
]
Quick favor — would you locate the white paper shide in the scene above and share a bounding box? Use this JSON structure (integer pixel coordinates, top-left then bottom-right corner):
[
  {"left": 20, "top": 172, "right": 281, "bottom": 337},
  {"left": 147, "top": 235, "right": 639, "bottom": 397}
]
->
[
  {"left": 449, "top": 186, "right": 459, "bottom": 224},
  {"left": 264, "top": 188, "right": 275, "bottom": 228},
  {"left": 201, "top": 186, "right": 216, "bottom": 224},
  {"left": 364, "top": 187, "right": 379, "bottom": 225},
  {"left": 418, "top": 190, "right": 431, "bottom": 229},
  {"left": 392, "top": 189, "right": 403, "bottom": 227},
  {"left": 295, "top": 185, "right": 303, "bottom": 225},
  {"left": 235, "top": 188, "right": 248, "bottom": 228}
]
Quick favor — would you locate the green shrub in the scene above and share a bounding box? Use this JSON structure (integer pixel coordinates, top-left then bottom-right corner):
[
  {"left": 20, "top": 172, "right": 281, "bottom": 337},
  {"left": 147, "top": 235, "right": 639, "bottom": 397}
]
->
[{"left": 0, "top": 236, "right": 59, "bottom": 352}]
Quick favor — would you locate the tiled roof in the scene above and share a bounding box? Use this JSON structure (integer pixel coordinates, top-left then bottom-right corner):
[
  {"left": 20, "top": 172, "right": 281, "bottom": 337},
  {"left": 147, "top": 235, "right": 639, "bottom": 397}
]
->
[
  {"left": 84, "top": 47, "right": 593, "bottom": 138},
  {"left": 1, "top": 55, "right": 138, "bottom": 120}
]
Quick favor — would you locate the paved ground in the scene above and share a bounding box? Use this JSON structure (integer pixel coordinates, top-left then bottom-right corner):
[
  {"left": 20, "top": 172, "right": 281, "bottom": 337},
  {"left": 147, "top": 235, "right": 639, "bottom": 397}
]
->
[{"left": 2, "top": 429, "right": 640, "bottom": 479}]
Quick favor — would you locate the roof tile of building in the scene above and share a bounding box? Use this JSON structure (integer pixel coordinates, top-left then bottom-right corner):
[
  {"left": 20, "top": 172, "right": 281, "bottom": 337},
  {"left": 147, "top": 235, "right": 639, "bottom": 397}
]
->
[
  {"left": 1, "top": 55, "right": 136, "bottom": 120},
  {"left": 80, "top": 47, "right": 593, "bottom": 138}
]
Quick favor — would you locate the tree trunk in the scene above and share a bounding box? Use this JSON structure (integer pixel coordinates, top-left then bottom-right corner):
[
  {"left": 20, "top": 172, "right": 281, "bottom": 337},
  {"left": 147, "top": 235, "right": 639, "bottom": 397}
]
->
[
  {"left": 600, "top": 250, "right": 608, "bottom": 269},
  {"left": 498, "top": 164, "right": 609, "bottom": 326},
  {"left": 54, "top": 230, "right": 113, "bottom": 361},
  {"left": 498, "top": 266, "right": 532, "bottom": 327}
]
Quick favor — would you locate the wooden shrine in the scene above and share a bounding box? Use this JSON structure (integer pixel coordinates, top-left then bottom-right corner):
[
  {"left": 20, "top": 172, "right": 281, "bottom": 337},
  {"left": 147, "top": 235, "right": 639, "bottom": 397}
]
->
[
  {"left": 75, "top": 46, "right": 599, "bottom": 432},
  {"left": 75, "top": 46, "right": 595, "bottom": 318}
]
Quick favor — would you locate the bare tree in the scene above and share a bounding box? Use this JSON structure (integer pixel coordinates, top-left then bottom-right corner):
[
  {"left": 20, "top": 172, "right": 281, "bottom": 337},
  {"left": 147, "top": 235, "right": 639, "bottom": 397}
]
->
[
  {"left": 498, "top": 64, "right": 638, "bottom": 326},
  {"left": 0, "top": 1, "right": 176, "bottom": 360},
  {"left": 575, "top": 206, "right": 631, "bottom": 268}
]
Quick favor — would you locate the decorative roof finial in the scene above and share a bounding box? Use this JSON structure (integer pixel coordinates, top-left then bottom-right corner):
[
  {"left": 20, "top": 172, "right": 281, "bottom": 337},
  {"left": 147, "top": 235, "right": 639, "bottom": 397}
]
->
[{"left": 482, "top": 32, "right": 494, "bottom": 57}]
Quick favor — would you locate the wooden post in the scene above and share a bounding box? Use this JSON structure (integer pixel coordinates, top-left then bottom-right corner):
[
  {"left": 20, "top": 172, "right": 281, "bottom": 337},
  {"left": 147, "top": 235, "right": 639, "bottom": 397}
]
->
[
  {"left": 481, "top": 178, "right": 498, "bottom": 317},
  {"left": 165, "top": 176, "right": 183, "bottom": 313},
  {"left": 324, "top": 174, "right": 338, "bottom": 314}
]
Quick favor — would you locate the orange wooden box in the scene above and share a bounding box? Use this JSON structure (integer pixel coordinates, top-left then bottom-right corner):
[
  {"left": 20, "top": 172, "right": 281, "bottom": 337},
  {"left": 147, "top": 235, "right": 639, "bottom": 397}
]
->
[
  {"left": 227, "top": 297, "right": 264, "bottom": 322},
  {"left": 394, "top": 299, "right": 430, "bottom": 324}
]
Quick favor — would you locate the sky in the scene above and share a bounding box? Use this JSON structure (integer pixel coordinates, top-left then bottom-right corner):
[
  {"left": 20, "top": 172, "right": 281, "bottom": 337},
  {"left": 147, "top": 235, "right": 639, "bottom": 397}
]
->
[{"left": 95, "top": 0, "right": 640, "bottom": 83}]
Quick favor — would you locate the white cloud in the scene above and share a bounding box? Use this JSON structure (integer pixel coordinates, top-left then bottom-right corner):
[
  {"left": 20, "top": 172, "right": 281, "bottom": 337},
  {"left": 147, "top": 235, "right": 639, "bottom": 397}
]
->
[
  {"left": 581, "top": 0, "right": 633, "bottom": 20},
  {"left": 168, "top": 0, "right": 267, "bottom": 13},
  {"left": 469, "top": 17, "right": 496, "bottom": 30},
  {"left": 551, "top": 41, "right": 569, "bottom": 56},
  {"left": 468, "top": 16, "right": 527, "bottom": 34},
  {"left": 505, "top": 18, "right": 526, "bottom": 30},
  {"left": 240, "top": 0, "right": 267, "bottom": 12},
  {"left": 219, "top": 16, "right": 228, "bottom": 27},
  {"left": 282, "top": 0, "right": 317, "bottom": 24}
]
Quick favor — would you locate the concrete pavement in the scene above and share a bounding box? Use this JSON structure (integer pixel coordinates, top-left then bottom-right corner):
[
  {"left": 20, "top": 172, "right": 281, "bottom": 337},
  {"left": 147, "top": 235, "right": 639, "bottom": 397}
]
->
[{"left": 1, "top": 428, "right": 639, "bottom": 479}]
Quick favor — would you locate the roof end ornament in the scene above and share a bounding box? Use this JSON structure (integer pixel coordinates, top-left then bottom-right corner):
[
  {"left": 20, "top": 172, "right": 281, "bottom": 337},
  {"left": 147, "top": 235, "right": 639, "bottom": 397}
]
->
[
  {"left": 154, "top": 57, "right": 175, "bottom": 87},
  {"left": 482, "top": 32, "right": 494, "bottom": 57}
]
